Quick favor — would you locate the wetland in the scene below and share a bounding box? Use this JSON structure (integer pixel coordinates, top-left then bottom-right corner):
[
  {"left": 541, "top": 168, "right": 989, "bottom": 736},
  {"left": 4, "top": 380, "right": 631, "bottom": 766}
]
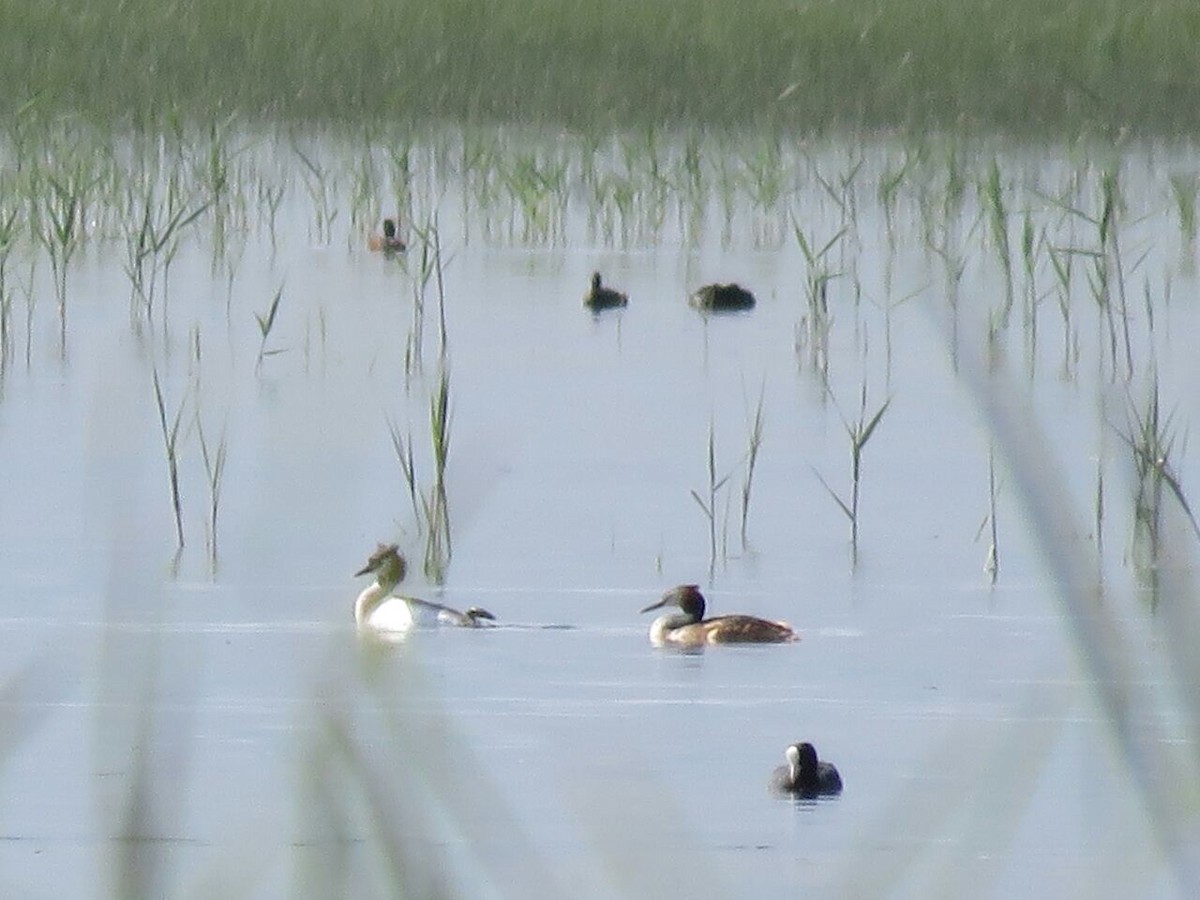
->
[{"left": 4, "top": 3, "right": 1200, "bottom": 896}]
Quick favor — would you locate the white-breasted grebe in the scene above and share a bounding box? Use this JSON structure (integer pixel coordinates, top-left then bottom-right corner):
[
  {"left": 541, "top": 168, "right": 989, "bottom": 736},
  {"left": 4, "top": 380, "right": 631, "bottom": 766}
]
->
[
  {"left": 639, "top": 584, "right": 796, "bottom": 647},
  {"left": 353, "top": 544, "right": 496, "bottom": 633},
  {"left": 770, "top": 742, "right": 842, "bottom": 797}
]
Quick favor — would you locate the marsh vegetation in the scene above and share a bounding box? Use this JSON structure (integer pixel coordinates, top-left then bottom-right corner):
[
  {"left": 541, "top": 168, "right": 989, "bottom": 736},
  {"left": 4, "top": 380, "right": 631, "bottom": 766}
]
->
[{"left": 6, "top": 0, "right": 1200, "bottom": 134}]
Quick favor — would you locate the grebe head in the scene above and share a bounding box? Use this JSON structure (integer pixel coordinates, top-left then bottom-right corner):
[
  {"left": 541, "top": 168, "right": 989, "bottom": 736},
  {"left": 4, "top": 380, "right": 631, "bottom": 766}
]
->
[
  {"left": 639, "top": 584, "right": 706, "bottom": 621},
  {"left": 591, "top": 271, "right": 603, "bottom": 291},
  {"left": 355, "top": 543, "right": 407, "bottom": 588},
  {"left": 382, "top": 218, "right": 398, "bottom": 239},
  {"left": 787, "top": 742, "right": 819, "bottom": 776},
  {"left": 465, "top": 606, "right": 496, "bottom": 624},
  {"left": 777, "top": 741, "right": 841, "bottom": 795}
]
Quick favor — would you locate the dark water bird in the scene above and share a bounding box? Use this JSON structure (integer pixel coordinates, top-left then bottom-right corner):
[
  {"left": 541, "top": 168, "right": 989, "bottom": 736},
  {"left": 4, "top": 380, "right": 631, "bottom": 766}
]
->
[
  {"left": 353, "top": 544, "right": 496, "bottom": 633},
  {"left": 368, "top": 218, "right": 406, "bottom": 252},
  {"left": 584, "top": 271, "right": 628, "bottom": 310},
  {"left": 639, "top": 584, "right": 797, "bottom": 647},
  {"left": 770, "top": 742, "right": 842, "bottom": 797},
  {"left": 690, "top": 282, "right": 756, "bottom": 311}
]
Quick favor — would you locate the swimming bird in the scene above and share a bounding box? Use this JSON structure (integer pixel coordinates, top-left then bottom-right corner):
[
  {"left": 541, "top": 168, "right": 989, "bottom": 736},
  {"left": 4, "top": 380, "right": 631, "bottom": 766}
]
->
[
  {"left": 368, "top": 218, "right": 406, "bottom": 252},
  {"left": 638, "top": 584, "right": 797, "bottom": 647},
  {"left": 584, "top": 271, "right": 628, "bottom": 310},
  {"left": 690, "top": 282, "right": 756, "bottom": 311},
  {"left": 353, "top": 544, "right": 496, "bottom": 633},
  {"left": 770, "top": 742, "right": 842, "bottom": 797}
]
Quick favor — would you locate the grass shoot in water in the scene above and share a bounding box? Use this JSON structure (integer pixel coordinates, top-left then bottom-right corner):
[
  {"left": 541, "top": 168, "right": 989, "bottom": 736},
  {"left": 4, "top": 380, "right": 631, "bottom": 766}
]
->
[
  {"left": 151, "top": 367, "right": 187, "bottom": 551},
  {"left": 812, "top": 378, "right": 892, "bottom": 557},
  {"left": 254, "top": 284, "right": 286, "bottom": 373}
]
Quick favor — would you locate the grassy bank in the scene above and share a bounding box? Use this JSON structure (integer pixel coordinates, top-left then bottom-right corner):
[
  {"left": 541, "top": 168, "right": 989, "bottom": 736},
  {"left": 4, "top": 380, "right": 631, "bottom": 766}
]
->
[{"left": 3, "top": 0, "right": 1200, "bottom": 134}]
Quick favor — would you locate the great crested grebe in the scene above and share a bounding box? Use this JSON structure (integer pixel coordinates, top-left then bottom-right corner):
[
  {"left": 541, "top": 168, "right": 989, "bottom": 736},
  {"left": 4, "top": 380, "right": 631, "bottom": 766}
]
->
[
  {"left": 584, "top": 271, "right": 628, "bottom": 310},
  {"left": 770, "top": 742, "right": 842, "bottom": 797},
  {"left": 638, "top": 584, "right": 797, "bottom": 647},
  {"left": 368, "top": 218, "right": 406, "bottom": 253},
  {"left": 690, "top": 282, "right": 756, "bottom": 311},
  {"left": 353, "top": 544, "right": 496, "bottom": 633}
]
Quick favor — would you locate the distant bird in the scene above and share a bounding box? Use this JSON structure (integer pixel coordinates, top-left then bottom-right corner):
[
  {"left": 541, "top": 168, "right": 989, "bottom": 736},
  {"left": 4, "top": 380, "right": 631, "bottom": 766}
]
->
[
  {"left": 639, "top": 584, "right": 797, "bottom": 647},
  {"left": 584, "top": 271, "right": 628, "bottom": 310},
  {"left": 368, "top": 218, "right": 406, "bottom": 252},
  {"left": 690, "top": 282, "right": 756, "bottom": 311},
  {"left": 770, "top": 742, "right": 842, "bottom": 797},
  {"left": 353, "top": 543, "right": 496, "bottom": 633}
]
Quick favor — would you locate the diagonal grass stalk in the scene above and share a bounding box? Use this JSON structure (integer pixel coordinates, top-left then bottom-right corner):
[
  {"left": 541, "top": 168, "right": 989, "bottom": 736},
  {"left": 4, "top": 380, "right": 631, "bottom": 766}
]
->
[
  {"left": 975, "top": 445, "right": 1000, "bottom": 581},
  {"left": 386, "top": 415, "right": 423, "bottom": 531},
  {"left": 151, "top": 367, "right": 187, "bottom": 550},
  {"left": 740, "top": 385, "right": 766, "bottom": 548}
]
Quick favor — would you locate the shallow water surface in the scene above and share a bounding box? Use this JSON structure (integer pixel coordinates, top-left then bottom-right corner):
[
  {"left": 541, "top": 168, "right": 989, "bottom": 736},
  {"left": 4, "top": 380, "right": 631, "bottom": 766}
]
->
[{"left": 0, "top": 129, "right": 1198, "bottom": 897}]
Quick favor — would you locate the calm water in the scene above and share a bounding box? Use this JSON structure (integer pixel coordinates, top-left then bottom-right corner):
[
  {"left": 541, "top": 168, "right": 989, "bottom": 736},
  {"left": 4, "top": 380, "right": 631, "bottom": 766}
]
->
[{"left": 1, "top": 129, "right": 1198, "bottom": 897}]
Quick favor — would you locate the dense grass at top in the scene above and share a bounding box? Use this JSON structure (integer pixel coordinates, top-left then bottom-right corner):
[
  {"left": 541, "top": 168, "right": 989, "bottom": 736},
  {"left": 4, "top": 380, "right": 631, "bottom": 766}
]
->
[{"left": 4, "top": 0, "right": 1200, "bottom": 134}]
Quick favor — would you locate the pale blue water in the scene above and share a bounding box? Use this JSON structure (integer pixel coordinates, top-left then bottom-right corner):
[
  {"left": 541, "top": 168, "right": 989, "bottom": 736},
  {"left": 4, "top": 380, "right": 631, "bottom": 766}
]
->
[{"left": 0, "top": 129, "right": 1198, "bottom": 897}]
